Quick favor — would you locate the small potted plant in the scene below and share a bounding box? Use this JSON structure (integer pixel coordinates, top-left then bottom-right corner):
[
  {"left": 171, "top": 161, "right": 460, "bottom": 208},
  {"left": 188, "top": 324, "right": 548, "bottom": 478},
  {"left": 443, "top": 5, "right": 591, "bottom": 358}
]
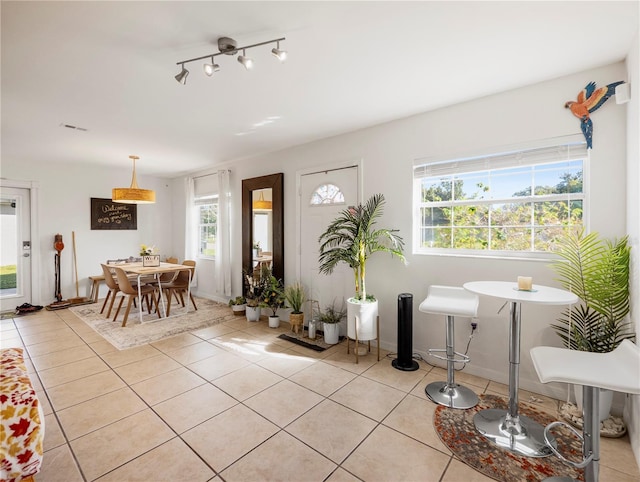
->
[
  {"left": 228, "top": 296, "right": 247, "bottom": 316},
  {"left": 244, "top": 268, "right": 267, "bottom": 322},
  {"left": 284, "top": 281, "right": 306, "bottom": 334},
  {"left": 261, "top": 274, "right": 285, "bottom": 328},
  {"left": 319, "top": 300, "right": 346, "bottom": 345}
]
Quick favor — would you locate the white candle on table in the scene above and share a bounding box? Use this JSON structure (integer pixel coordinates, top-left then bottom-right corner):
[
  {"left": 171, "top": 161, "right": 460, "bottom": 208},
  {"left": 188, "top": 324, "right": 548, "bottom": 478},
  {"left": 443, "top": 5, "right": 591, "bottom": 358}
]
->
[{"left": 517, "top": 276, "right": 533, "bottom": 290}]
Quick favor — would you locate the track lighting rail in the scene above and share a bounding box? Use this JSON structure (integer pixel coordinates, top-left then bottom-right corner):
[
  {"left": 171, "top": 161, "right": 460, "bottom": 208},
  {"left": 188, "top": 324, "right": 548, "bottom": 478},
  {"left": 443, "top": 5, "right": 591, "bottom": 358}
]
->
[{"left": 176, "top": 37, "right": 286, "bottom": 66}]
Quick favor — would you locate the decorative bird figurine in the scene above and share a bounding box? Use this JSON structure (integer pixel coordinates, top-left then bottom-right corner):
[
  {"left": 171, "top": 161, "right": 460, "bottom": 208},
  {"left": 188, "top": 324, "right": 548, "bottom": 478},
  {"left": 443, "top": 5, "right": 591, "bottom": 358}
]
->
[{"left": 565, "top": 81, "right": 625, "bottom": 149}]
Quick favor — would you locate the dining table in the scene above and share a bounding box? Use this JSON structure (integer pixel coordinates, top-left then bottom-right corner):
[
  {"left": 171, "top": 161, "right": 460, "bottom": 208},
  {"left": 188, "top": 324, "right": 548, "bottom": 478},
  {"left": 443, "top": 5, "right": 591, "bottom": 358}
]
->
[
  {"left": 118, "top": 262, "right": 193, "bottom": 323},
  {"left": 463, "top": 280, "right": 578, "bottom": 458}
]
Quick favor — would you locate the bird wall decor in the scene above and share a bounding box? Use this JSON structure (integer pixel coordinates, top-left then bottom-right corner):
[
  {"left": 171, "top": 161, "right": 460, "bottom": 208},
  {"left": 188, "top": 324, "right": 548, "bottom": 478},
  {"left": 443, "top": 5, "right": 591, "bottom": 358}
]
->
[{"left": 564, "top": 81, "right": 625, "bottom": 149}]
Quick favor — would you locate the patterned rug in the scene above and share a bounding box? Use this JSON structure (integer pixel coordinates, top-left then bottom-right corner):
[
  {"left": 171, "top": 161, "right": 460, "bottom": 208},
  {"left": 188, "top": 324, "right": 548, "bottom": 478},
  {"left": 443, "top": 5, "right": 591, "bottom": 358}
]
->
[
  {"left": 69, "top": 297, "right": 236, "bottom": 350},
  {"left": 434, "top": 394, "right": 584, "bottom": 482}
]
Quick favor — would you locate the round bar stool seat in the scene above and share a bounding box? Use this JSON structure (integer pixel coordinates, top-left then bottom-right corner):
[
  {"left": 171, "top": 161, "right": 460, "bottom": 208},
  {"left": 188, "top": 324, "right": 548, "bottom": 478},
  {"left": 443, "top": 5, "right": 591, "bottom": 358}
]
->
[
  {"left": 419, "top": 285, "right": 480, "bottom": 409},
  {"left": 530, "top": 340, "right": 640, "bottom": 482}
]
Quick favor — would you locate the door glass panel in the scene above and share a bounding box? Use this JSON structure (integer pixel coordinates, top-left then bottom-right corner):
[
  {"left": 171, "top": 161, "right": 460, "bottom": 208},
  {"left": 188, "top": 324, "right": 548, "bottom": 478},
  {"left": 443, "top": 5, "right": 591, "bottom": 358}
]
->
[{"left": 0, "top": 197, "right": 18, "bottom": 297}]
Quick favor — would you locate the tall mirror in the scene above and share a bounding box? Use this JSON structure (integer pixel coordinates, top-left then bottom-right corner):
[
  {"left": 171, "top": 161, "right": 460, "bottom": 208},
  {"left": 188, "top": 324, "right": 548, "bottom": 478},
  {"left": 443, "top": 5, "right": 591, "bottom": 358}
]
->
[{"left": 242, "top": 173, "right": 284, "bottom": 287}]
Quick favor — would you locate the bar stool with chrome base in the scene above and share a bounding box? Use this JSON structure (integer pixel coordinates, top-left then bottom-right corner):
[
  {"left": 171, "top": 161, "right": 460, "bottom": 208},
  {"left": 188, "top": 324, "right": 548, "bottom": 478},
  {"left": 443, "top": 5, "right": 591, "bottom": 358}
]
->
[
  {"left": 419, "top": 285, "right": 480, "bottom": 409},
  {"left": 530, "top": 340, "right": 640, "bottom": 482}
]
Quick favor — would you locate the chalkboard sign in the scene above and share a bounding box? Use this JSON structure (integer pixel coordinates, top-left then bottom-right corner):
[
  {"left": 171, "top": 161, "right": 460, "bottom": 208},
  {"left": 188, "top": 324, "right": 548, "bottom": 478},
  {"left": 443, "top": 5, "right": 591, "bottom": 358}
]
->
[{"left": 91, "top": 198, "right": 137, "bottom": 230}]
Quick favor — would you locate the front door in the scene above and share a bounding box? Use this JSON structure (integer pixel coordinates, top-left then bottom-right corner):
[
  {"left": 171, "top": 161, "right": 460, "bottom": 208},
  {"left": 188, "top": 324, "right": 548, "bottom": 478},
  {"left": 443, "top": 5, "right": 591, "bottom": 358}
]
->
[
  {"left": 0, "top": 186, "right": 32, "bottom": 312},
  {"left": 299, "top": 165, "right": 359, "bottom": 329}
]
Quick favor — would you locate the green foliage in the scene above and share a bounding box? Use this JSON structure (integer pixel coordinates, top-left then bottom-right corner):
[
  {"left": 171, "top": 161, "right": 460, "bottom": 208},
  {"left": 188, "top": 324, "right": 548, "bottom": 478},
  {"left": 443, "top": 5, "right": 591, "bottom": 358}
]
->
[
  {"left": 420, "top": 169, "right": 584, "bottom": 251},
  {"left": 228, "top": 296, "right": 246, "bottom": 306},
  {"left": 0, "top": 265, "right": 17, "bottom": 289},
  {"left": 318, "top": 193, "right": 406, "bottom": 301},
  {"left": 261, "top": 274, "right": 285, "bottom": 316},
  {"left": 319, "top": 300, "right": 346, "bottom": 324},
  {"left": 549, "top": 229, "right": 634, "bottom": 352},
  {"left": 284, "top": 281, "right": 306, "bottom": 313},
  {"left": 244, "top": 265, "right": 270, "bottom": 307}
]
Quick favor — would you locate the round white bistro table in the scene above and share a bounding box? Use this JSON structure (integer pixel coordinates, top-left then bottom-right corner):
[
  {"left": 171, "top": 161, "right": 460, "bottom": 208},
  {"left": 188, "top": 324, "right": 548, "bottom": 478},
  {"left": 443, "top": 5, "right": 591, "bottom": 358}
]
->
[{"left": 463, "top": 281, "right": 578, "bottom": 458}]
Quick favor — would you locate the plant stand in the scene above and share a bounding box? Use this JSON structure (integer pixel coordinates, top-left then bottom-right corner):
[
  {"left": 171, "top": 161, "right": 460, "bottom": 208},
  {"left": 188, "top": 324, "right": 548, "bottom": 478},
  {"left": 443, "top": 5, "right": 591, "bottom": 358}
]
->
[{"left": 347, "top": 315, "right": 380, "bottom": 364}]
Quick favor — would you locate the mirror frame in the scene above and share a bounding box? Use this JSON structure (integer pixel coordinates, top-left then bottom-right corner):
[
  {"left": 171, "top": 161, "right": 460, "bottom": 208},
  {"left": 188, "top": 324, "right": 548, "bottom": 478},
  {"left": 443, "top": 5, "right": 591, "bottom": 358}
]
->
[{"left": 242, "top": 173, "right": 284, "bottom": 286}]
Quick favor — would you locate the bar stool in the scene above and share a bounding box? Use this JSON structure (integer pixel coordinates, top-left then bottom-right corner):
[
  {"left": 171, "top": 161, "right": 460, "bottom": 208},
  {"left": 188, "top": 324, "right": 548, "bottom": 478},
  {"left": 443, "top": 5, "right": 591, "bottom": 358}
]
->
[
  {"left": 530, "top": 340, "right": 640, "bottom": 482},
  {"left": 419, "top": 285, "right": 480, "bottom": 409}
]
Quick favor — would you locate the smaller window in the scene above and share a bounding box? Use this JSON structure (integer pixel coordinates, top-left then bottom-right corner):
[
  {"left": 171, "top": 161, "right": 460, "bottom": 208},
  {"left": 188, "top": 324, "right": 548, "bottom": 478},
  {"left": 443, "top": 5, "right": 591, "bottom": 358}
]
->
[
  {"left": 195, "top": 195, "right": 218, "bottom": 257},
  {"left": 310, "top": 183, "right": 345, "bottom": 205}
]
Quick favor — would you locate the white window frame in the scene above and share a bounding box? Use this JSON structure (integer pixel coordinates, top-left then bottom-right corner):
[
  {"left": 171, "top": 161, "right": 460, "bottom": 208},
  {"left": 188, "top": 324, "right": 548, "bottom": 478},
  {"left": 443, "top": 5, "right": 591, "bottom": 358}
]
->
[
  {"left": 412, "top": 135, "right": 589, "bottom": 259},
  {"left": 195, "top": 194, "right": 218, "bottom": 259}
]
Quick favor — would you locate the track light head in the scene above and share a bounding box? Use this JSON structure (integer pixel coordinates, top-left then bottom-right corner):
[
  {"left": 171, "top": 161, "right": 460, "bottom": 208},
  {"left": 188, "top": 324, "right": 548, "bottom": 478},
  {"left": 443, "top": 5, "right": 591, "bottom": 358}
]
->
[
  {"left": 203, "top": 58, "right": 220, "bottom": 76},
  {"left": 271, "top": 41, "right": 287, "bottom": 62},
  {"left": 237, "top": 49, "right": 254, "bottom": 70},
  {"left": 175, "top": 65, "right": 189, "bottom": 84}
]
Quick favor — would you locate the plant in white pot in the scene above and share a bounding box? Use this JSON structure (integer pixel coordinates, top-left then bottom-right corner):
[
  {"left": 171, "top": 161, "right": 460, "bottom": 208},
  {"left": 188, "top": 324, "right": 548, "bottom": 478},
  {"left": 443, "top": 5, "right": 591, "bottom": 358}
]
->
[
  {"left": 550, "top": 229, "right": 634, "bottom": 421},
  {"left": 244, "top": 268, "right": 267, "bottom": 322},
  {"left": 284, "top": 281, "right": 306, "bottom": 334},
  {"left": 318, "top": 193, "right": 405, "bottom": 349},
  {"left": 261, "top": 273, "right": 285, "bottom": 328},
  {"left": 228, "top": 296, "right": 247, "bottom": 316},
  {"left": 319, "top": 301, "right": 346, "bottom": 345}
]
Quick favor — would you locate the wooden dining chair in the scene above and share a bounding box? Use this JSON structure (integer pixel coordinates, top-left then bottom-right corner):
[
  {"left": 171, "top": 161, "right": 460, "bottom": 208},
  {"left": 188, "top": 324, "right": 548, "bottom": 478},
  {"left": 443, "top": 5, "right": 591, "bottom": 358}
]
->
[
  {"left": 144, "top": 257, "right": 180, "bottom": 302},
  {"left": 162, "top": 260, "right": 197, "bottom": 316},
  {"left": 112, "top": 267, "right": 160, "bottom": 327},
  {"left": 100, "top": 264, "right": 122, "bottom": 319}
]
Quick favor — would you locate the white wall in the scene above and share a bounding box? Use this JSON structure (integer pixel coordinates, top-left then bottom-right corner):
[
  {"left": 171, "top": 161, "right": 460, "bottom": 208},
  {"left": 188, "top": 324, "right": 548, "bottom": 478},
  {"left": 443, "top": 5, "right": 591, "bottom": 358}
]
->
[
  {"left": 624, "top": 29, "right": 640, "bottom": 468},
  {"left": 0, "top": 162, "right": 175, "bottom": 304},
  {"left": 183, "top": 61, "right": 630, "bottom": 405}
]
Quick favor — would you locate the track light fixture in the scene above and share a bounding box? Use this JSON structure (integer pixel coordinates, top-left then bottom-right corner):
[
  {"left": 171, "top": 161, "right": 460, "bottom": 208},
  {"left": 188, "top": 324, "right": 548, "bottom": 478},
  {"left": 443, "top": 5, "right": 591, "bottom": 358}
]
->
[
  {"left": 175, "top": 64, "right": 189, "bottom": 84},
  {"left": 271, "top": 41, "right": 287, "bottom": 62},
  {"left": 175, "top": 36, "right": 286, "bottom": 83}
]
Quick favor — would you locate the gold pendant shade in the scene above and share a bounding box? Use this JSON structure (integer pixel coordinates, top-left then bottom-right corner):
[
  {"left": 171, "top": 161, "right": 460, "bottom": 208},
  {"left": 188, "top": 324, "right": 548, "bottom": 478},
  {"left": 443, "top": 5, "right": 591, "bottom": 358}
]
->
[
  {"left": 253, "top": 191, "right": 272, "bottom": 210},
  {"left": 112, "top": 155, "right": 156, "bottom": 204}
]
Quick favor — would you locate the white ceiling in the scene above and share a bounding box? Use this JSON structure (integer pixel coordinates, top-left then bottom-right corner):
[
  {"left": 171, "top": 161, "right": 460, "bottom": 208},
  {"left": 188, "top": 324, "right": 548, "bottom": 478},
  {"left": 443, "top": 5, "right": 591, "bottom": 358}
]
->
[{"left": 2, "top": 1, "right": 638, "bottom": 178}]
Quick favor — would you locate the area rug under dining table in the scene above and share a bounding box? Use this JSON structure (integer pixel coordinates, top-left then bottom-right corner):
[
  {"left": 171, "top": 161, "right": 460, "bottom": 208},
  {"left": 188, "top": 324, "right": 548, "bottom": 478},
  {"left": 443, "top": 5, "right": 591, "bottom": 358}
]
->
[{"left": 69, "top": 297, "right": 236, "bottom": 350}]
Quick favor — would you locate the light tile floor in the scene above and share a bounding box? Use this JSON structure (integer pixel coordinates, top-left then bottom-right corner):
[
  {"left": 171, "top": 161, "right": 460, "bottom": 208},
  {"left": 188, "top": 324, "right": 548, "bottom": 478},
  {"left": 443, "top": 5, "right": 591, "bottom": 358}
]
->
[{"left": 2, "top": 308, "right": 639, "bottom": 482}]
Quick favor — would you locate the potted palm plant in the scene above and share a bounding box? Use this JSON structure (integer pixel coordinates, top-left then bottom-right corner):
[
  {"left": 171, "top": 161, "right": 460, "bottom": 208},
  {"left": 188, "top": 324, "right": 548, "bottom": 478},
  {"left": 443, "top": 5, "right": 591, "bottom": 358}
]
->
[
  {"left": 319, "top": 300, "right": 346, "bottom": 345},
  {"left": 550, "top": 229, "right": 634, "bottom": 419},
  {"left": 284, "top": 281, "right": 306, "bottom": 334},
  {"left": 318, "top": 193, "right": 405, "bottom": 345},
  {"left": 261, "top": 274, "right": 285, "bottom": 328}
]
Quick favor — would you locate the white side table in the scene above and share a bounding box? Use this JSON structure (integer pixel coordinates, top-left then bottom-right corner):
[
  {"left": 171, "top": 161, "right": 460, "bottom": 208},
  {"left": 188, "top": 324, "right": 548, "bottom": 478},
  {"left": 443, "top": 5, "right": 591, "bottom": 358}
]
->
[{"left": 463, "top": 281, "right": 578, "bottom": 458}]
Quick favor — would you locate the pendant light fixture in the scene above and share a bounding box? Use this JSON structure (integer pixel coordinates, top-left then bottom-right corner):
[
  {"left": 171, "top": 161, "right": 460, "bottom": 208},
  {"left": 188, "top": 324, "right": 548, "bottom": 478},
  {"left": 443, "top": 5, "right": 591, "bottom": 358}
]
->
[
  {"left": 112, "top": 155, "right": 156, "bottom": 204},
  {"left": 253, "top": 191, "right": 272, "bottom": 210}
]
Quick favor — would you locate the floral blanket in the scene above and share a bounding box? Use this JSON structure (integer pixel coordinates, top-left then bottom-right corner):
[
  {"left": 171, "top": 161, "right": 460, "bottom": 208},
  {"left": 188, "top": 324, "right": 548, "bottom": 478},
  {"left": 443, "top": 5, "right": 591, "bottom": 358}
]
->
[{"left": 1, "top": 348, "right": 44, "bottom": 482}]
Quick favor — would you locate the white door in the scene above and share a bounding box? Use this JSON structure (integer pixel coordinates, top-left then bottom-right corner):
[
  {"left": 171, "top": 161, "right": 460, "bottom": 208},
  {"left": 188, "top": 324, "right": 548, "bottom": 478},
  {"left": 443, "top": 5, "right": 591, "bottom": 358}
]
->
[
  {"left": 0, "top": 187, "right": 32, "bottom": 311},
  {"left": 299, "top": 165, "right": 359, "bottom": 331}
]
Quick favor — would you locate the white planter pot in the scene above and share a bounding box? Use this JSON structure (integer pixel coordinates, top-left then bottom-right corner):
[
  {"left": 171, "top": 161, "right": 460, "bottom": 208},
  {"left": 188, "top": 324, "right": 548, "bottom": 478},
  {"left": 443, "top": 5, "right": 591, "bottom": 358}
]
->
[
  {"left": 323, "top": 323, "right": 340, "bottom": 344},
  {"left": 346, "top": 298, "right": 378, "bottom": 341},
  {"left": 268, "top": 315, "right": 280, "bottom": 328},
  {"left": 246, "top": 306, "right": 261, "bottom": 322},
  {"left": 574, "top": 385, "right": 613, "bottom": 422}
]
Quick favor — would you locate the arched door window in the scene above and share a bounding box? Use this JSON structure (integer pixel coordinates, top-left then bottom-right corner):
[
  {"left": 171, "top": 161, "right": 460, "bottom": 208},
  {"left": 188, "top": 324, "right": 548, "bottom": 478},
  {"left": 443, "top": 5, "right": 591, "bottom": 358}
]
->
[{"left": 310, "top": 183, "right": 345, "bottom": 205}]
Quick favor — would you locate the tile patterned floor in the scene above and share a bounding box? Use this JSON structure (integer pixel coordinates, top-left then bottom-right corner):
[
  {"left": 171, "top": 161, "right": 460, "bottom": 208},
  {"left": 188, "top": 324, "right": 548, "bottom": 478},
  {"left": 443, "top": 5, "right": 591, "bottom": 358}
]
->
[{"left": 2, "top": 307, "right": 639, "bottom": 481}]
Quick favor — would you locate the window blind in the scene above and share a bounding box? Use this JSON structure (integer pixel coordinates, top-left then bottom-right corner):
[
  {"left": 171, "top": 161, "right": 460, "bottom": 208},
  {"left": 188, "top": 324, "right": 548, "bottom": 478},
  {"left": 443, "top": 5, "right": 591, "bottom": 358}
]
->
[{"left": 414, "top": 139, "right": 588, "bottom": 179}]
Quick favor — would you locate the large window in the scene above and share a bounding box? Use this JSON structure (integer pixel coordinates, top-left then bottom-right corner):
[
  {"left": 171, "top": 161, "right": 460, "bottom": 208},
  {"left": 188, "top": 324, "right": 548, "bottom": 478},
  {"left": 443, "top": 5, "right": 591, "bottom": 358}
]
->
[
  {"left": 195, "top": 195, "right": 218, "bottom": 257},
  {"left": 413, "top": 139, "right": 588, "bottom": 256}
]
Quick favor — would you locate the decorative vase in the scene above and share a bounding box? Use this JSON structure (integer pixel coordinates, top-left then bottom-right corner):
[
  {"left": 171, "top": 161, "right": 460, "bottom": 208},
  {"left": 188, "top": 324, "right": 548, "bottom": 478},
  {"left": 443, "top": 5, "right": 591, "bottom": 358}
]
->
[
  {"left": 323, "top": 323, "right": 340, "bottom": 344},
  {"left": 268, "top": 315, "right": 280, "bottom": 328},
  {"left": 246, "top": 306, "right": 261, "bottom": 322},
  {"left": 347, "top": 298, "right": 378, "bottom": 341},
  {"left": 289, "top": 312, "right": 304, "bottom": 334},
  {"left": 231, "top": 304, "right": 246, "bottom": 316}
]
